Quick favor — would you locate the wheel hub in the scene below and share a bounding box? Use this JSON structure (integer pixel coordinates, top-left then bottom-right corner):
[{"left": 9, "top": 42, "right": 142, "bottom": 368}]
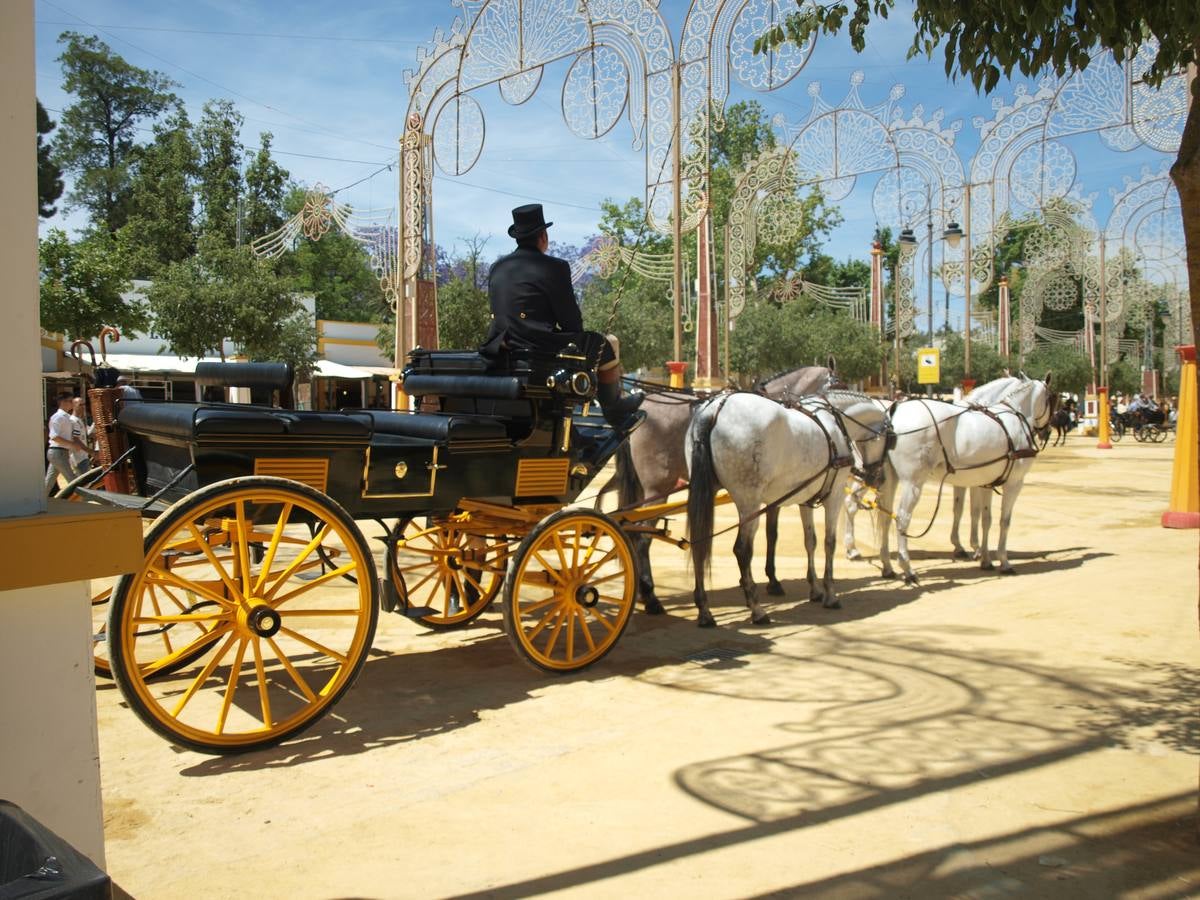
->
[
  {"left": 242, "top": 601, "right": 282, "bottom": 638},
  {"left": 575, "top": 584, "right": 600, "bottom": 608}
]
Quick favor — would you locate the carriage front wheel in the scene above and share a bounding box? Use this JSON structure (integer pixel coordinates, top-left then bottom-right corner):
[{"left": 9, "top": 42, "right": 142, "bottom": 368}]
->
[
  {"left": 108, "top": 477, "right": 378, "bottom": 753},
  {"left": 502, "top": 508, "right": 636, "bottom": 674}
]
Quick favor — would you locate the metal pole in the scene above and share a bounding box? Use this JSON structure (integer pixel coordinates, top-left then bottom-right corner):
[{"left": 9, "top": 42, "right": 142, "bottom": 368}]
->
[
  {"left": 670, "top": 62, "right": 683, "bottom": 365},
  {"left": 723, "top": 222, "right": 731, "bottom": 381},
  {"left": 963, "top": 183, "right": 973, "bottom": 381},
  {"left": 926, "top": 187, "right": 933, "bottom": 397},
  {"left": 893, "top": 263, "right": 901, "bottom": 394},
  {"left": 1097, "top": 234, "right": 1112, "bottom": 449}
]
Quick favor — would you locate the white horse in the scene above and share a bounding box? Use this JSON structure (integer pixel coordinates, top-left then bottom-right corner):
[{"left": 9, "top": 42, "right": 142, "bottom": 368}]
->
[
  {"left": 841, "top": 375, "right": 1029, "bottom": 563},
  {"left": 874, "top": 373, "right": 1055, "bottom": 583},
  {"left": 685, "top": 389, "right": 889, "bottom": 626}
]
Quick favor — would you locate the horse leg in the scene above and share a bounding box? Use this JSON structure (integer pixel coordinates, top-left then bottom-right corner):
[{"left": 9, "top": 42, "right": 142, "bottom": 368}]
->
[
  {"left": 691, "top": 556, "right": 716, "bottom": 629},
  {"left": 995, "top": 480, "right": 1025, "bottom": 574},
  {"left": 844, "top": 485, "right": 863, "bottom": 560},
  {"left": 798, "top": 505, "right": 821, "bottom": 602},
  {"left": 877, "top": 476, "right": 899, "bottom": 579},
  {"left": 734, "top": 520, "right": 770, "bottom": 625},
  {"left": 820, "top": 494, "right": 842, "bottom": 609},
  {"left": 764, "top": 506, "right": 785, "bottom": 595},
  {"left": 950, "top": 487, "right": 970, "bottom": 559},
  {"left": 973, "top": 486, "right": 994, "bottom": 569},
  {"left": 634, "top": 533, "right": 665, "bottom": 615},
  {"left": 894, "top": 480, "right": 923, "bottom": 585},
  {"left": 969, "top": 489, "right": 983, "bottom": 560}
]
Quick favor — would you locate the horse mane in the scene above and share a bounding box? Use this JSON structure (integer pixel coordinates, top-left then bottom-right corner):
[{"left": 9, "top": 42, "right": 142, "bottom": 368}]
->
[{"left": 755, "top": 364, "right": 828, "bottom": 393}]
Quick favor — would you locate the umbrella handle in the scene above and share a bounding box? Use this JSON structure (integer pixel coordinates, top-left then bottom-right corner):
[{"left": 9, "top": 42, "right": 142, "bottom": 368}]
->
[
  {"left": 69, "top": 340, "right": 96, "bottom": 370},
  {"left": 98, "top": 326, "right": 121, "bottom": 362}
]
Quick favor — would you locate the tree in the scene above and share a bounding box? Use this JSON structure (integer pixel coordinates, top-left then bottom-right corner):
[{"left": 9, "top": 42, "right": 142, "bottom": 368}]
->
[
  {"left": 194, "top": 100, "right": 244, "bottom": 246},
  {"left": 119, "top": 107, "right": 198, "bottom": 277},
  {"left": 278, "top": 189, "right": 392, "bottom": 325},
  {"left": 1022, "top": 343, "right": 1094, "bottom": 396},
  {"left": 36, "top": 100, "right": 63, "bottom": 218},
  {"left": 53, "top": 32, "right": 177, "bottom": 232},
  {"left": 242, "top": 133, "right": 290, "bottom": 242},
  {"left": 146, "top": 237, "right": 314, "bottom": 373},
  {"left": 39, "top": 228, "right": 145, "bottom": 339},
  {"left": 1107, "top": 357, "right": 1142, "bottom": 396},
  {"left": 757, "top": 0, "right": 1199, "bottom": 355}
]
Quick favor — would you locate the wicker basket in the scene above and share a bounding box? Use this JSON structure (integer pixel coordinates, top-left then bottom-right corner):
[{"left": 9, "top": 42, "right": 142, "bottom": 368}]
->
[{"left": 88, "top": 388, "right": 138, "bottom": 494}]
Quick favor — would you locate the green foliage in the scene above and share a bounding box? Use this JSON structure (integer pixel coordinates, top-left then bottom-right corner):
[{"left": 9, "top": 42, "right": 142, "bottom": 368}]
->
[
  {"left": 36, "top": 100, "right": 63, "bottom": 218},
  {"left": 730, "top": 296, "right": 884, "bottom": 382},
  {"left": 146, "top": 238, "right": 314, "bottom": 375},
  {"left": 1021, "top": 344, "right": 1093, "bottom": 396},
  {"left": 243, "top": 133, "right": 290, "bottom": 242},
  {"left": 39, "top": 227, "right": 144, "bottom": 339},
  {"left": 278, "top": 189, "right": 387, "bottom": 324},
  {"left": 582, "top": 278, "right": 673, "bottom": 372},
  {"left": 757, "top": 0, "right": 1196, "bottom": 91},
  {"left": 436, "top": 278, "right": 492, "bottom": 350},
  {"left": 119, "top": 108, "right": 198, "bottom": 277},
  {"left": 1107, "top": 358, "right": 1142, "bottom": 396},
  {"left": 936, "top": 332, "right": 1009, "bottom": 388},
  {"left": 194, "top": 100, "right": 245, "bottom": 246},
  {"left": 53, "top": 32, "right": 177, "bottom": 232}
]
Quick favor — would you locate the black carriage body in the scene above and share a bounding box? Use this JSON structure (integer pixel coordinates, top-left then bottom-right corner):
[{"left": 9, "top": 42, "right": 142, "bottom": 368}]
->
[{"left": 114, "top": 348, "right": 612, "bottom": 519}]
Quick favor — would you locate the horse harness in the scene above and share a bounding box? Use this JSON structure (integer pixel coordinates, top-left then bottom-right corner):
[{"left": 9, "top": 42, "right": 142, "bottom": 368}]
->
[{"left": 914, "top": 397, "right": 1040, "bottom": 490}]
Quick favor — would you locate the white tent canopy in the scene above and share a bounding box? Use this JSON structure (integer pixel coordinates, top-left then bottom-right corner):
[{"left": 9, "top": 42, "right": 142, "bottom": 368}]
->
[{"left": 50, "top": 352, "right": 378, "bottom": 381}]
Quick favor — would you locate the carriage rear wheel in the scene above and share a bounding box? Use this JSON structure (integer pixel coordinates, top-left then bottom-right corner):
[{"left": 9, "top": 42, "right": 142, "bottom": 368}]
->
[
  {"left": 502, "top": 508, "right": 635, "bottom": 674},
  {"left": 387, "top": 518, "right": 506, "bottom": 629},
  {"left": 108, "top": 477, "right": 377, "bottom": 753}
]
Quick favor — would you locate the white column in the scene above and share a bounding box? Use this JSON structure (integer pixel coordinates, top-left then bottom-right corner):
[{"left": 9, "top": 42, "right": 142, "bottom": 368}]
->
[{"left": 0, "top": 0, "right": 106, "bottom": 866}]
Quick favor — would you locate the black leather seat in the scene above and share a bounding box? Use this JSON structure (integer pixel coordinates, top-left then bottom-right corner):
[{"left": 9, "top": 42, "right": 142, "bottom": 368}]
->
[{"left": 369, "top": 411, "right": 508, "bottom": 443}]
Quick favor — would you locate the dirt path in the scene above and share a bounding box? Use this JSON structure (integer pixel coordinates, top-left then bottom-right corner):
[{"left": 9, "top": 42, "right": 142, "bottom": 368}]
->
[{"left": 97, "top": 437, "right": 1198, "bottom": 898}]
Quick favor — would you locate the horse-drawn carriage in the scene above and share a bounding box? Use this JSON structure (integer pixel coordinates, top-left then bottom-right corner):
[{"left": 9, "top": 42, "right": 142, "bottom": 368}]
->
[
  {"left": 1111, "top": 405, "right": 1171, "bottom": 443},
  {"left": 71, "top": 346, "right": 692, "bottom": 754}
]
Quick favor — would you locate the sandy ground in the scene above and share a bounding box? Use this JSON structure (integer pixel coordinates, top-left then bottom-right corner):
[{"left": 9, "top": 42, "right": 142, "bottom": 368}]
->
[{"left": 95, "top": 435, "right": 1198, "bottom": 899}]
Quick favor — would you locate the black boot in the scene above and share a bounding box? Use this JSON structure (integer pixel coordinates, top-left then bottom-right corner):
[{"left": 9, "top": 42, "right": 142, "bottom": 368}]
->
[{"left": 596, "top": 378, "right": 644, "bottom": 432}]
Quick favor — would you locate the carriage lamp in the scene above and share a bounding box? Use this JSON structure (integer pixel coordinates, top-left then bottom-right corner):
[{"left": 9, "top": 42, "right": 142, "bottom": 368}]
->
[
  {"left": 898, "top": 227, "right": 917, "bottom": 247},
  {"left": 943, "top": 221, "right": 964, "bottom": 248},
  {"left": 546, "top": 369, "right": 593, "bottom": 396},
  {"left": 394, "top": 461, "right": 408, "bottom": 479}
]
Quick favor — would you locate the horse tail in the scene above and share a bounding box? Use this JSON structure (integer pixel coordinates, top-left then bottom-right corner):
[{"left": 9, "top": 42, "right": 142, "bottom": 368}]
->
[
  {"left": 614, "top": 440, "right": 642, "bottom": 509},
  {"left": 687, "top": 400, "right": 720, "bottom": 577}
]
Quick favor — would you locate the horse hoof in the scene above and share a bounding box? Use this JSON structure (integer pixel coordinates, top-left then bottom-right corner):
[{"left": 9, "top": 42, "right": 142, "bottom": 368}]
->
[
  {"left": 881, "top": 569, "right": 898, "bottom": 580},
  {"left": 751, "top": 612, "right": 772, "bottom": 625},
  {"left": 643, "top": 597, "right": 666, "bottom": 615},
  {"left": 980, "top": 561, "right": 995, "bottom": 571},
  {"left": 697, "top": 614, "right": 717, "bottom": 628},
  {"left": 767, "top": 582, "right": 785, "bottom": 597},
  {"left": 953, "top": 548, "right": 970, "bottom": 560},
  {"left": 822, "top": 599, "right": 842, "bottom": 610},
  {"left": 902, "top": 573, "right": 919, "bottom": 586},
  {"left": 846, "top": 549, "right": 862, "bottom": 561},
  {"left": 972, "top": 551, "right": 983, "bottom": 561},
  {"left": 1000, "top": 567, "right": 1017, "bottom": 576}
]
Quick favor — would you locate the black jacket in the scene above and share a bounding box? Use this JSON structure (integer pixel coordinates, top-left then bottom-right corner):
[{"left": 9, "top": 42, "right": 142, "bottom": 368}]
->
[{"left": 482, "top": 247, "right": 583, "bottom": 356}]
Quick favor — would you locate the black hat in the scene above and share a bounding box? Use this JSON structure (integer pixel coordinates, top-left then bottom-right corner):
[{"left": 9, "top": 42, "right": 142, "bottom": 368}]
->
[{"left": 508, "top": 203, "right": 552, "bottom": 239}]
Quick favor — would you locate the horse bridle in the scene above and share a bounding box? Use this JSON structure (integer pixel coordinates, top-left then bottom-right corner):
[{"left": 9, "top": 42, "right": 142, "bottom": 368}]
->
[{"left": 785, "top": 390, "right": 893, "bottom": 491}]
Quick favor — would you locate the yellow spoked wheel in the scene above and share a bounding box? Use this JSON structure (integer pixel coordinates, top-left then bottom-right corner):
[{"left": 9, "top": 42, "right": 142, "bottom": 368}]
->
[
  {"left": 108, "top": 477, "right": 377, "bottom": 754},
  {"left": 502, "top": 508, "right": 635, "bottom": 673},
  {"left": 388, "top": 518, "right": 506, "bottom": 630}
]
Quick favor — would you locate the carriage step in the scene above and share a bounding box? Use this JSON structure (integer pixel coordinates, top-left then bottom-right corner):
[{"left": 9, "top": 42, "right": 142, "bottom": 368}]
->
[
  {"left": 400, "top": 606, "right": 438, "bottom": 619},
  {"left": 377, "top": 577, "right": 437, "bottom": 618}
]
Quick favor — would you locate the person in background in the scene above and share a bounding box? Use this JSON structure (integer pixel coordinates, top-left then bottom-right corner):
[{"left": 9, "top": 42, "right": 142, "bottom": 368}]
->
[
  {"left": 44, "top": 391, "right": 89, "bottom": 493},
  {"left": 68, "top": 395, "right": 92, "bottom": 476},
  {"left": 116, "top": 375, "right": 142, "bottom": 400}
]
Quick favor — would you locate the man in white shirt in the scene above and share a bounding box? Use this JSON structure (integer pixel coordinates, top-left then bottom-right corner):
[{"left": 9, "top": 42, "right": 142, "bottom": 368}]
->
[
  {"left": 69, "top": 396, "right": 92, "bottom": 475},
  {"left": 44, "top": 392, "right": 89, "bottom": 493}
]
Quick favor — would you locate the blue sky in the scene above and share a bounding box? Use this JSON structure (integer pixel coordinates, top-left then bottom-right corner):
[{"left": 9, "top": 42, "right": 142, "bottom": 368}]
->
[{"left": 34, "top": 0, "right": 1181, "bottom": 329}]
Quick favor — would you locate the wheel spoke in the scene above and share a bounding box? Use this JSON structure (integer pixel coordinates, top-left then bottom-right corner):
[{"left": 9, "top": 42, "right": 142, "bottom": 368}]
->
[
  {"left": 215, "top": 638, "right": 250, "bottom": 735},
  {"left": 524, "top": 601, "right": 564, "bottom": 641},
  {"left": 579, "top": 546, "right": 619, "bottom": 581},
  {"left": 269, "top": 563, "right": 357, "bottom": 608},
  {"left": 578, "top": 609, "right": 597, "bottom": 651},
  {"left": 185, "top": 522, "right": 243, "bottom": 601},
  {"left": 530, "top": 552, "right": 567, "bottom": 585},
  {"left": 276, "top": 608, "right": 363, "bottom": 617},
  {"left": 277, "top": 626, "right": 349, "bottom": 667},
  {"left": 234, "top": 501, "right": 253, "bottom": 596},
  {"left": 147, "top": 565, "right": 236, "bottom": 610},
  {"left": 263, "top": 524, "right": 332, "bottom": 600},
  {"left": 132, "top": 612, "right": 225, "bottom": 624},
  {"left": 252, "top": 502, "right": 294, "bottom": 595},
  {"left": 550, "top": 532, "right": 570, "bottom": 573},
  {"left": 169, "top": 630, "right": 238, "bottom": 716},
  {"left": 582, "top": 604, "right": 617, "bottom": 634},
  {"left": 265, "top": 636, "right": 317, "bottom": 703},
  {"left": 565, "top": 604, "right": 575, "bottom": 662},
  {"left": 147, "top": 584, "right": 173, "bottom": 656},
  {"left": 543, "top": 606, "right": 568, "bottom": 657},
  {"left": 251, "top": 637, "right": 273, "bottom": 731}
]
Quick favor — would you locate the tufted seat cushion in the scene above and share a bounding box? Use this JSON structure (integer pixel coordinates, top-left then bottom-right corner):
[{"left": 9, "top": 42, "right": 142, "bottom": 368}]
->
[{"left": 368, "top": 411, "right": 508, "bottom": 443}]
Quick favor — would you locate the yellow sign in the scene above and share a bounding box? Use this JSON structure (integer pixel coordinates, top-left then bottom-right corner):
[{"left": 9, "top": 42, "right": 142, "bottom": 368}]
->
[{"left": 917, "top": 347, "right": 940, "bottom": 384}]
